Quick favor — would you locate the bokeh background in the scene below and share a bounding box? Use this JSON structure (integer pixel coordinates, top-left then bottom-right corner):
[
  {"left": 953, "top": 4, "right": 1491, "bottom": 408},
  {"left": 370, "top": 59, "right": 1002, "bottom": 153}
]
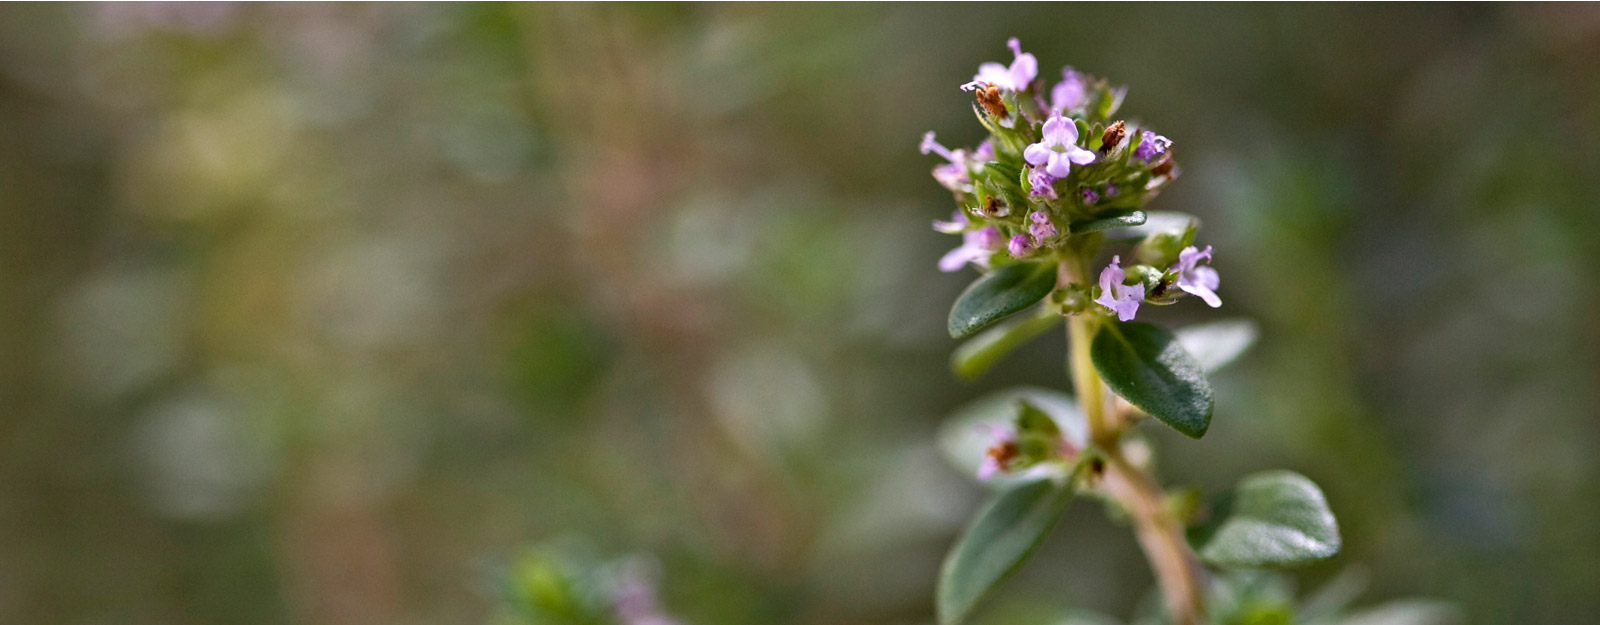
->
[{"left": 2, "top": 3, "right": 1598, "bottom": 624}]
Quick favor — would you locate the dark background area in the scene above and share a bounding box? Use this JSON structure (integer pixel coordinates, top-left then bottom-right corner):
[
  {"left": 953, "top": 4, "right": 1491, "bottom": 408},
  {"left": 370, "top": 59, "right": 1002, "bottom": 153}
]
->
[{"left": 1, "top": 3, "right": 1597, "bottom": 624}]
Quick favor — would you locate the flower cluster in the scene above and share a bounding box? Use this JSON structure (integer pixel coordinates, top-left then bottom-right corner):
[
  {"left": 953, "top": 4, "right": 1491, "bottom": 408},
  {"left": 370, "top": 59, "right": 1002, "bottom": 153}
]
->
[
  {"left": 922, "top": 37, "right": 1216, "bottom": 321},
  {"left": 921, "top": 43, "right": 1357, "bottom": 625}
]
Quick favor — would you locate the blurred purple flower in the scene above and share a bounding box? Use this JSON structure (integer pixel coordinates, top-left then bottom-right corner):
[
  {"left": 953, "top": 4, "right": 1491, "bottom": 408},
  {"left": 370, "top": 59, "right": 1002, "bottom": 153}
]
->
[
  {"left": 1095, "top": 256, "right": 1144, "bottom": 321},
  {"left": 1081, "top": 188, "right": 1099, "bottom": 205},
  {"left": 974, "top": 140, "right": 995, "bottom": 161},
  {"left": 1133, "top": 130, "right": 1172, "bottom": 162},
  {"left": 1170, "top": 245, "right": 1221, "bottom": 307},
  {"left": 939, "top": 226, "right": 1003, "bottom": 272},
  {"left": 1104, "top": 183, "right": 1119, "bottom": 198},
  {"left": 933, "top": 210, "right": 969, "bottom": 234},
  {"left": 921, "top": 131, "right": 970, "bottom": 191},
  {"left": 614, "top": 560, "right": 683, "bottom": 625},
  {"left": 961, "top": 37, "right": 1038, "bottom": 92},
  {"left": 1024, "top": 113, "right": 1096, "bottom": 178},
  {"left": 1051, "top": 67, "right": 1089, "bottom": 112}
]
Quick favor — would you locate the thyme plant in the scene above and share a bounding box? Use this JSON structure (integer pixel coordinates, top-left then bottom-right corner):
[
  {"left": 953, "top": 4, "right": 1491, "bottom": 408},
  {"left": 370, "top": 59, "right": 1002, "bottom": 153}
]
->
[
  {"left": 922, "top": 39, "right": 1340, "bottom": 625},
  {"left": 495, "top": 36, "right": 1461, "bottom": 625}
]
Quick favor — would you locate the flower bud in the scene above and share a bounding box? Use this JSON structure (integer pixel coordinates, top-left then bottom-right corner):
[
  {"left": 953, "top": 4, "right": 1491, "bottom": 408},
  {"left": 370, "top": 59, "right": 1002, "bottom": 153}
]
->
[
  {"left": 974, "top": 83, "right": 1008, "bottom": 119},
  {"left": 1100, "top": 120, "right": 1126, "bottom": 153},
  {"left": 1124, "top": 263, "right": 1165, "bottom": 291},
  {"left": 1007, "top": 234, "right": 1033, "bottom": 257}
]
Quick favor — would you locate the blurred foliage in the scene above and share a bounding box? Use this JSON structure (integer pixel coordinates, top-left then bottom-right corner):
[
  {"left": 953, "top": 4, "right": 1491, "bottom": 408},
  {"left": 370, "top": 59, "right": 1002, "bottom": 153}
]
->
[{"left": 0, "top": 3, "right": 1598, "bottom": 625}]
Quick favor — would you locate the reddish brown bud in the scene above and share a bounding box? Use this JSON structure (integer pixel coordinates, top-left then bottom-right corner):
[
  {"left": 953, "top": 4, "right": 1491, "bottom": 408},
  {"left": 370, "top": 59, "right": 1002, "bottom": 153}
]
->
[
  {"left": 975, "top": 84, "right": 1008, "bottom": 119},
  {"left": 1100, "top": 121, "right": 1126, "bottom": 153}
]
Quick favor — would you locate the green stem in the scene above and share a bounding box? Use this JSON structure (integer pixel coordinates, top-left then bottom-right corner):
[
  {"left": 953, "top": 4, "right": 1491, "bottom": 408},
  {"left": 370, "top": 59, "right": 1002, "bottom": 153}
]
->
[{"left": 1060, "top": 255, "right": 1206, "bottom": 625}]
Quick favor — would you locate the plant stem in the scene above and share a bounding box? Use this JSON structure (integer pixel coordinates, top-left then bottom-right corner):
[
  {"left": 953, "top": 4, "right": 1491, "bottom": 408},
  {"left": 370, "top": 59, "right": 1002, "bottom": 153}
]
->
[
  {"left": 1101, "top": 454, "right": 1206, "bottom": 625},
  {"left": 1060, "top": 256, "right": 1207, "bottom": 625}
]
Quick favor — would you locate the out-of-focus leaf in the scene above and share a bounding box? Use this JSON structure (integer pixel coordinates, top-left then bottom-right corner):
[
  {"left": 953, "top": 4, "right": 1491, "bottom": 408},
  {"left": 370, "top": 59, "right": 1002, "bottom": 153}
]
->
[
  {"left": 1206, "top": 570, "right": 1297, "bottom": 625},
  {"left": 1090, "top": 321, "right": 1213, "bottom": 438},
  {"left": 1103, "top": 211, "right": 1198, "bottom": 241},
  {"left": 1190, "top": 471, "right": 1341, "bottom": 568},
  {"left": 950, "top": 307, "right": 1062, "bottom": 380},
  {"left": 1297, "top": 567, "right": 1371, "bottom": 623},
  {"left": 1057, "top": 608, "right": 1124, "bottom": 625},
  {"left": 1096, "top": 85, "right": 1127, "bottom": 120},
  {"left": 1333, "top": 600, "right": 1462, "bottom": 625},
  {"left": 1174, "top": 318, "right": 1260, "bottom": 372},
  {"left": 948, "top": 262, "right": 1057, "bottom": 338},
  {"left": 1070, "top": 210, "right": 1146, "bottom": 234},
  {"left": 937, "top": 387, "right": 1085, "bottom": 486},
  {"left": 937, "top": 477, "right": 1074, "bottom": 625}
]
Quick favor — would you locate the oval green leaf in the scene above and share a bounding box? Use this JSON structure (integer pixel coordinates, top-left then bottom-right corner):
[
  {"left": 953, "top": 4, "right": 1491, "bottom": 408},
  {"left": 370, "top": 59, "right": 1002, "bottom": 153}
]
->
[
  {"left": 937, "top": 387, "right": 1086, "bottom": 486},
  {"left": 1090, "top": 321, "right": 1213, "bottom": 438},
  {"left": 1175, "top": 318, "right": 1260, "bottom": 372},
  {"left": 948, "top": 262, "right": 1057, "bottom": 338},
  {"left": 1190, "top": 470, "right": 1341, "bottom": 568},
  {"left": 937, "top": 477, "right": 1074, "bottom": 625},
  {"left": 1103, "top": 210, "right": 1199, "bottom": 241},
  {"left": 951, "top": 308, "right": 1062, "bottom": 380},
  {"left": 1335, "top": 600, "right": 1462, "bottom": 625},
  {"left": 1070, "top": 210, "right": 1146, "bottom": 234}
]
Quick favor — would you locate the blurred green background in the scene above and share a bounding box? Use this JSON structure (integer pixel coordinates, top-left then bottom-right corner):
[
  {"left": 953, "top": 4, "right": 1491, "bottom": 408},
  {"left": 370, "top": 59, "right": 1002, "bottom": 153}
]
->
[{"left": 2, "top": 3, "right": 1598, "bottom": 624}]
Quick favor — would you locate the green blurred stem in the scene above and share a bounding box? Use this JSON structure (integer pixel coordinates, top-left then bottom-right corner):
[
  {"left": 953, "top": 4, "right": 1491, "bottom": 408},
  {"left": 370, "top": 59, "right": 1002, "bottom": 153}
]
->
[{"left": 1060, "top": 255, "right": 1206, "bottom": 625}]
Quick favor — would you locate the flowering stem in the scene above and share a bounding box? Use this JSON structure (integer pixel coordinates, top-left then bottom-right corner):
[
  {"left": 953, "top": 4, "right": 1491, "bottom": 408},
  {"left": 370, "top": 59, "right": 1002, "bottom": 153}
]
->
[{"left": 1060, "top": 254, "right": 1207, "bottom": 625}]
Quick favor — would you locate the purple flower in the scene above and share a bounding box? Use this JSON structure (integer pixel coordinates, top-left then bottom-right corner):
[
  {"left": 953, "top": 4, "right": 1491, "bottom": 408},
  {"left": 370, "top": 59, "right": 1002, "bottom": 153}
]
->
[
  {"left": 976, "top": 423, "right": 1018, "bottom": 481},
  {"left": 1008, "top": 234, "right": 1033, "bottom": 258},
  {"left": 939, "top": 226, "right": 1003, "bottom": 272},
  {"left": 962, "top": 37, "right": 1038, "bottom": 92},
  {"left": 1170, "top": 245, "right": 1221, "bottom": 307},
  {"left": 1104, "top": 183, "right": 1119, "bottom": 198},
  {"left": 1094, "top": 255, "right": 1145, "bottom": 321},
  {"left": 1081, "top": 188, "right": 1099, "bottom": 205},
  {"left": 1027, "top": 211, "right": 1057, "bottom": 243},
  {"left": 1051, "top": 67, "right": 1089, "bottom": 112},
  {"left": 1024, "top": 112, "right": 1097, "bottom": 178},
  {"left": 1028, "top": 167, "right": 1058, "bottom": 200},
  {"left": 613, "top": 560, "right": 683, "bottom": 625},
  {"left": 1133, "top": 130, "right": 1172, "bottom": 162}
]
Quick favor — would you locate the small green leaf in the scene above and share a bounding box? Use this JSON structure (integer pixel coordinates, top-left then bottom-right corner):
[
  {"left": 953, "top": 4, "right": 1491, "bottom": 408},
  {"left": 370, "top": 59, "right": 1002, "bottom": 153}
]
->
[
  {"left": 1175, "top": 319, "right": 1260, "bottom": 372},
  {"left": 1090, "top": 321, "right": 1213, "bottom": 438},
  {"left": 948, "top": 262, "right": 1057, "bottom": 338},
  {"left": 937, "top": 477, "right": 1074, "bottom": 625},
  {"left": 937, "top": 387, "right": 1085, "bottom": 486},
  {"left": 1333, "top": 600, "right": 1461, "bottom": 625},
  {"left": 1096, "top": 85, "right": 1127, "bottom": 120},
  {"left": 1103, "top": 210, "right": 1199, "bottom": 241},
  {"left": 1191, "top": 471, "right": 1341, "bottom": 568},
  {"left": 951, "top": 308, "right": 1062, "bottom": 379},
  {"left": 1070, "top": 210, "right": 1146, "bottom": 234}
]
